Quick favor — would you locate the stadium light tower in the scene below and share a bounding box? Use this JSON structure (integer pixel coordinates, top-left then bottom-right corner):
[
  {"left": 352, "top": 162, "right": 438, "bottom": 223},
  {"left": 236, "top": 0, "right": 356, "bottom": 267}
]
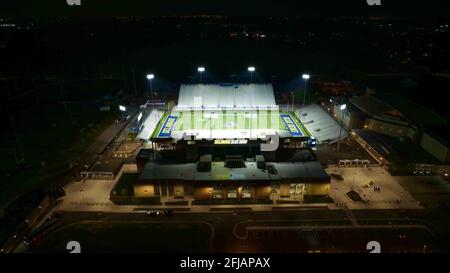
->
[
  {"left": 302, "top": 74, "right": 310, "bottom": 108},
  {"left": 336, "top": 103, "right": 347, "bottom": 153},
  {"left": 146, "top": 74, "right": 155, "bottom": 103},
  {"left": 119, "top": 105, "right": 128, "bottom": 149},
  {"left": 248, "top": 66, "right": 255, "bottom": 83},
  {"left": 197, "top": 67, "right": 205, "bottom": 83}
]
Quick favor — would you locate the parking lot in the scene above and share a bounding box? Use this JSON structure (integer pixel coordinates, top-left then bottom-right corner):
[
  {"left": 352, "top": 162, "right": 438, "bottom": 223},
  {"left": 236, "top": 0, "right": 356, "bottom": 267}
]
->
[
  {"left": 326, "top": 166, "right": 421, "bottom": 210},
  {"left": 315, "top": 138, "right": 374, "bottom": 166},
  {"left": 244, "top": 226, "right": 436, "bottom": 253}
]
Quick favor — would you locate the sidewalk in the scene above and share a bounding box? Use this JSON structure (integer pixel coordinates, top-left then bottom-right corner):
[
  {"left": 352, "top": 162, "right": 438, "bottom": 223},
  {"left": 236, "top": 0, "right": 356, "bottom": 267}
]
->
[
  {"left": 75, "top": 107, "right": 139, "bottom": 174},
  {"left": 57, "top": 164, "right": 422, "bottom": 214}
]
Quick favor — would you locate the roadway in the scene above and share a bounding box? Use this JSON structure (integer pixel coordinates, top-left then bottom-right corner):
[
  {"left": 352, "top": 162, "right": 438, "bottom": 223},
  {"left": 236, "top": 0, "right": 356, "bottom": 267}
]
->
[{"left": 27, "top": 208, "right": 445, "bottom": 253}]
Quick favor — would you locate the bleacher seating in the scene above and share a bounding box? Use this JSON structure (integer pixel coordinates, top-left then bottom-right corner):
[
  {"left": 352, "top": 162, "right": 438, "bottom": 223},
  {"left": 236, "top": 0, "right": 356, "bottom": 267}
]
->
[{"left": 176, "top": 83, "right": 277, "bottom": 111}]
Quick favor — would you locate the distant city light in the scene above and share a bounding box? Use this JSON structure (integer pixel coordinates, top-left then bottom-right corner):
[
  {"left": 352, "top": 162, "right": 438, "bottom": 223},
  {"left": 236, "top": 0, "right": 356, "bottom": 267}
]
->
[
  {"left": 340, "top": 104, "right": 347, "bottom": 110},
  {"left": 119, "top": 105, "right": 126, "bottom": 112},
  {"left": 197, "top": 67, "right": 205, "bottom": 72},
  {"left": 146, "top": 74, "right": 154, "bottom": 80},
  {"left": 302, "top": 74, "right": 310, "bottom": 80},
  {"left": 248, "top": 66, "right": 255, "bottom": 72}
]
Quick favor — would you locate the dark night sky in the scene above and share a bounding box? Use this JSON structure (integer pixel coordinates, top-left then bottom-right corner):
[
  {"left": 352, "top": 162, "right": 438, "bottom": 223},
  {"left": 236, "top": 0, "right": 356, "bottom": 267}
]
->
[{"left": 0, "top": 0, "right": 449, "bottom": 20}]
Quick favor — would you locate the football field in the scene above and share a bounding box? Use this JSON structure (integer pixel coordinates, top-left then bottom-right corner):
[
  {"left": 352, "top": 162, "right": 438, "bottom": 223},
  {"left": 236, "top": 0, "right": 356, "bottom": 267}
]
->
[{"left": 152, "top": 109, "right": 311, "bottom": 139}]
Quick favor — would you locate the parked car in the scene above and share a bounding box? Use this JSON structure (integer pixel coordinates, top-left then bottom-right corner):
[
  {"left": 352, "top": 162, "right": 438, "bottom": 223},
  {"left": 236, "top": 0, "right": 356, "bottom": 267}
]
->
[{"left": 146, "top": 209, "right": 174, "bottom": 217}]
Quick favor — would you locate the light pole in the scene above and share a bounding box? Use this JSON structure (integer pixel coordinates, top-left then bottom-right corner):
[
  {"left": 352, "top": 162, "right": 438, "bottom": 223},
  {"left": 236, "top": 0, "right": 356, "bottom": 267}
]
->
[
  {"left": 197, "top": 67, "right": 205, "bottom": 83},
  {"left": 146, "top": 74, "right": 154, "bottom": 103},
  {"left": 302, "top": 74, "right": 310, "bottom": 108},
  {"left": 248, "top": 66, "right": 255, "bottom": 83},
  {"left": 336, "top": 104, "right": 346, "bottom": 153},
  {"left": 119, "top": 105, "right": 128, "bottom": 150},
  {"left": 291, "top": 91, "right": 295, "bottom": 112}
]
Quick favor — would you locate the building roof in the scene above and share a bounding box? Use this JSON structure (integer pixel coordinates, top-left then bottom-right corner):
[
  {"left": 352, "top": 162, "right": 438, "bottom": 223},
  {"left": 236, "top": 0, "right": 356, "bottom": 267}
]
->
[
  {"left": 353, "top": 129, "right": 439, "bottom": 165},
  {"left": 349, "top": 95, "right": 405, "bottom": 120},
  {"left": 268, "top": 161, "right": 330, "bottom": 181},
  {"left": 138, "top": 160, "right": 329, "bottom": 183},
  {"left": 377, "top": 93, "right": 448, "bottom": 127},
  {"left": 351, "top": 94, "right": 447, "bottom": 128},
  {"left": 424, "top": 126, "right": 450, "bottom": 147}
]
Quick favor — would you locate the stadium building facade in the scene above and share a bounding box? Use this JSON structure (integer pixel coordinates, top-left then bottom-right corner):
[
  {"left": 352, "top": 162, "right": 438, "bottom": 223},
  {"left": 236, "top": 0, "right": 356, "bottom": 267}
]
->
[{"left": 125, "top": 83, "right": 330, "bottom": 203}]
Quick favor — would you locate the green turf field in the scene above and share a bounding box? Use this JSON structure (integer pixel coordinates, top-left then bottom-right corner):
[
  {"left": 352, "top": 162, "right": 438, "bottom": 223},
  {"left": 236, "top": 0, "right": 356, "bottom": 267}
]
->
[{"left": 152, "top": 109, "right": 311, "bottom": 138}]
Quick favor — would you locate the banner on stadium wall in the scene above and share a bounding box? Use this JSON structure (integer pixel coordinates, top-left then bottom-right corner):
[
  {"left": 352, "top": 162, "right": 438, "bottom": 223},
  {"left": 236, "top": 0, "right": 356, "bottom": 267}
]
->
[
  {"left": 158, "top": 116, "right": 177, "bottom": 138},
  {"left": 214, "top": 139, "right": 248, "bottom": 145},
  {"left": 280, "top": 114, "right": 303, "bottom": 137}
]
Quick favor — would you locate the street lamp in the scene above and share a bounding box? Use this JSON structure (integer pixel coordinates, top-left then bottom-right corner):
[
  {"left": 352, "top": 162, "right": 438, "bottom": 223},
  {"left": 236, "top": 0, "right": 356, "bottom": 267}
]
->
[
  {"left": 337, "top": 103, "right": 346, "bottom": 153},
  {"left": 248, "top": 66, "right": 255, "bottom": 83},
  {"left": 302, "top": 74, "right": 310, "bottom": 108},
  {"left": 197, "top": 67, "right": 205, "bottom": 83},
  {"left": 119, "top": 105, "right": 128, "bottom": 149},
  {"left": 146, "top": 74, "right": 155, "bottom": 103}
]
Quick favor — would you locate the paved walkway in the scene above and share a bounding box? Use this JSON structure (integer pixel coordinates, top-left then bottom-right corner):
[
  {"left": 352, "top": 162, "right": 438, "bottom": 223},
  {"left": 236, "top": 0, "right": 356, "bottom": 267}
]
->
[
  {"left": 58, "top": 166, "right": 421, "bottom": 213},
  {"left": 327, "top": 166, "right": 421, "bottom": 210}
]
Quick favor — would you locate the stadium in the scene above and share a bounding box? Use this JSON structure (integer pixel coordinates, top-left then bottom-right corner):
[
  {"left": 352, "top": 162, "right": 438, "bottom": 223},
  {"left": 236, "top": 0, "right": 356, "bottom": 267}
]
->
[
  {"left": 140, "top": 83, "right": 311, "bottom": 141},
  {"left": 118, "top": 82, "right": 330, "bottom": 203}
]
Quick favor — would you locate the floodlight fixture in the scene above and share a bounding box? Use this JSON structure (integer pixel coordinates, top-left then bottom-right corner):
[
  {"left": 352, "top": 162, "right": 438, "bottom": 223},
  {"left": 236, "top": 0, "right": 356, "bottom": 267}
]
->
[{"left": 301, "top": 74, "right": 310, "bottom": 107}]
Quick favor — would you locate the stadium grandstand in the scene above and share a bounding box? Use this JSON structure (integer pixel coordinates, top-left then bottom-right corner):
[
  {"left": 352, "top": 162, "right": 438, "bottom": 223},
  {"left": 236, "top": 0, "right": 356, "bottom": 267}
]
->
[
  {"left": 153, "top": 83, "right": 311, "bottom": 140},
  {"left": 113, "top": 82, "right": 332, "bottom": 204},
  {"left": 137, "top": 109, "right": 165, "bottom": 140},
  {"left": 295, "top": 104, "right": 347, "bottom": 144},
  {"left": 175, "top": 83, "right": 277, "bottom": 111}
]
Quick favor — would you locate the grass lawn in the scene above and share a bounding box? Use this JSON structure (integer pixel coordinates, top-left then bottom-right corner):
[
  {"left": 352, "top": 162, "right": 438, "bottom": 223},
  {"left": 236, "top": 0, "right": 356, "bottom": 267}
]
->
[
  {"left": 303, "top": 195, "right": 334, "bottom": 204},
  {"left": 165, "top": 201, "right": 189, "bottom": 205},
  {"left": 247, "top": 219, "right": 352, "bottom": 227},
  {"left": 31, "top": 221, "right": 212, "bottom": 253},
  {"left": 167, "top": 109, "right": 311, "bottom": 137},
  {"left": 110, "top": 173, "right": 162, "bottom": 205},
  {"left": 111, "top": 173, "right": 137, "bottom": 196},
  {"left": 0, "top": 103, "right": 118, "bottom": 209}
]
